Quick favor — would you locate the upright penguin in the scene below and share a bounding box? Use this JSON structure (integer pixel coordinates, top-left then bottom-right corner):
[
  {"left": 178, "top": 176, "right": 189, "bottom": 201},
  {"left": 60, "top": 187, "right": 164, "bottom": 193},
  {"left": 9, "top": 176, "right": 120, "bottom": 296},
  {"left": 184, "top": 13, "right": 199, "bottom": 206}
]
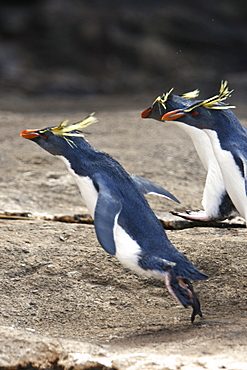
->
[
  {"left": 161, "top": 84, "right": 247, "bottom": 223},
  {"left": 141, "top": 82, "right": 236, "bottom": 221},
  {"left": 20, "top": 115, "right": 207, "bottom": 322}
]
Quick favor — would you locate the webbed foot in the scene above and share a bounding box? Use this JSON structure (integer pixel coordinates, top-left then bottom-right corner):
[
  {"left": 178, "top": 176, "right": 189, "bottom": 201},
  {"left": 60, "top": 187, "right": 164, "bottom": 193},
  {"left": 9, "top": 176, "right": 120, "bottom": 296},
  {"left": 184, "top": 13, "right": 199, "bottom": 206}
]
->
[{"left": 171, "top": 209, "right": 212, "bottom": 222}]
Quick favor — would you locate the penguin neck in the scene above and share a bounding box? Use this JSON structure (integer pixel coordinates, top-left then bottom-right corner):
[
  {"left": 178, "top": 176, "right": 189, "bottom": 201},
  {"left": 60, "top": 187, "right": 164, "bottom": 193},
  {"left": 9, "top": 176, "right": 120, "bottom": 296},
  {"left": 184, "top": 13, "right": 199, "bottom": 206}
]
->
[
  {"left": 57, "top": 138, "right": 102, "bottom": 177},
  {"left": 205, "top": 110, "right": 244, "bottom": 140}
]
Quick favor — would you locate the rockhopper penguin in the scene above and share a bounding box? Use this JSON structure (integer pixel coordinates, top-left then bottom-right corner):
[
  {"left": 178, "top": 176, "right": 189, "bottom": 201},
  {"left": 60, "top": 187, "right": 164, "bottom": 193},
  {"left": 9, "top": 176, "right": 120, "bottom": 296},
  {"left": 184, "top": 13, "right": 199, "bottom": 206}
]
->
[
  {"left": 20, "top": 114, "right": 207, "bottom": 322},
  {"left": 141, "top": 82, "right": 236, "bottom": 221},
  {"left": 161, "top": 82, "right": 247, "bottom": 224}
]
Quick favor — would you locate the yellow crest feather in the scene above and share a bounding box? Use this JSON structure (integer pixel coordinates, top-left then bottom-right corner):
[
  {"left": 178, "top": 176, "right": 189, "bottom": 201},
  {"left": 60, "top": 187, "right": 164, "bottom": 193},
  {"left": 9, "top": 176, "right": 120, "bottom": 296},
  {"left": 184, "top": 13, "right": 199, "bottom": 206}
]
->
[
  {"left": 181, "top": 89, "right": 200, "bottom": 99},
  {"left": 51, "top": 113, "right": 97, "bottom": 138},
  {"left": 184, "top": 81, "right": 235, "bottom": 112},
  {"left": 153, "top": 88, "right": 174, "bottom": 109},
  {"left": 153, "top": 87, "right": 200, "bottom": 109}
]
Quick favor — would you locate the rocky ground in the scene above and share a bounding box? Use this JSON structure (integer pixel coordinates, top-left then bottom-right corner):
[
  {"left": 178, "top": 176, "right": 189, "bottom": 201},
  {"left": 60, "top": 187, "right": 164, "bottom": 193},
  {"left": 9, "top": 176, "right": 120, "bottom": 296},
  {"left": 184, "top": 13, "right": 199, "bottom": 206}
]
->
[{"left": 0, "top": 94, "right": 246, "bottom": 369}]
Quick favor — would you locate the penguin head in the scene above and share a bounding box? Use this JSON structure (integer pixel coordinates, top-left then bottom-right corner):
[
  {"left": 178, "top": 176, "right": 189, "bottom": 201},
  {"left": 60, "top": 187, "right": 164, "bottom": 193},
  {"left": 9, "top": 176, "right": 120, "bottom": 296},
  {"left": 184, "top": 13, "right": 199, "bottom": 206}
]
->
[
  {"left": 20, "top": 114, "right": 97, "bottom": 156},
  {"left": 161, "top": 81, "right": 236, "bottom": 130},
  {"left": 20, "top": 127, "right": 69, "bottom": 156},
  {"left": 141, "top": 88, "right": 200, "bottom": 121},
  {"left": 161, "top": 105, "right": 215, "bottom": 130}
]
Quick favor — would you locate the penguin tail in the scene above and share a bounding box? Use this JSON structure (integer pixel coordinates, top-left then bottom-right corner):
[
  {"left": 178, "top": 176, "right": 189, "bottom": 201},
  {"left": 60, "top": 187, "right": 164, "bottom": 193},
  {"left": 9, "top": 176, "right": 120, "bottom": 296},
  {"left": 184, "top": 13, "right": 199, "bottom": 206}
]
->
[
  {"left": 175, "top": 256, "right": 208, "bottom": 282},
  {"left": 164, "top": 269, "right": 203, "bottom": 323},
  {"left": 181, "top": 266, "right": 208, "bottom": 281}
]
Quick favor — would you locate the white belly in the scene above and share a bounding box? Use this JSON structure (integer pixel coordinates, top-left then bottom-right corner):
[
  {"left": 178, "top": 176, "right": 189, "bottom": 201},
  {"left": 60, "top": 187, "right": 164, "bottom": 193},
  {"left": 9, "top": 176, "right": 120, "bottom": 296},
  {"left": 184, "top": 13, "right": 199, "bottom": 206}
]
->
[
  {"left": 114, "top": 220, "right": 166, "bottom": 280},
  {"left": 202, "top": 158, "right": 227, "bottom": 218},
  {"left": 59, "top": 157, "right": 98, "bottom": 217},
  {"left": 174, "top": 121, "right": 226, "bottom": 217},
  {"left": 205, "top": 130, "right": 247, "bottom": 220}
]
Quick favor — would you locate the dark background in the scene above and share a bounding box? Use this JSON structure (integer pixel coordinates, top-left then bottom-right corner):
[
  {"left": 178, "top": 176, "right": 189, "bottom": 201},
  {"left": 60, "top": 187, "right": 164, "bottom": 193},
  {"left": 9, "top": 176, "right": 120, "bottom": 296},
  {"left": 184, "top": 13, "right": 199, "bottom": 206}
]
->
[{"left": 1, "top": 0, "right": 247, "bottom": 101}]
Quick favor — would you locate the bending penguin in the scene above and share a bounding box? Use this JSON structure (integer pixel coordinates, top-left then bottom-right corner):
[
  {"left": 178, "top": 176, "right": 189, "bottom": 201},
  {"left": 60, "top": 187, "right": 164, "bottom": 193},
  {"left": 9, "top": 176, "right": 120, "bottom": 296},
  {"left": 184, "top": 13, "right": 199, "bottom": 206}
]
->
[
  {"left": 161, "top": 83, "right": 247, "bottom": 224},
  {"left": 141, "top": 81, "right": 236, "bottom": 221},
  {"left": 20, "top": 114, "right": 207, "bottom": 322}
]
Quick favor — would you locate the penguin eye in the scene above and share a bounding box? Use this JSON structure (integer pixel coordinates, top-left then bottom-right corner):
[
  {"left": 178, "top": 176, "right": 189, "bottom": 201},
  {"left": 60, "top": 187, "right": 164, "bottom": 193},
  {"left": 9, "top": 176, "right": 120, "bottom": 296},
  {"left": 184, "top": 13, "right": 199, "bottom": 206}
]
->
[
  {"left": 192, "top": 111, "right": 199, "bottom": 117},
  {"left": 43, "top": 134, "right": 48, "bottom": 140}
]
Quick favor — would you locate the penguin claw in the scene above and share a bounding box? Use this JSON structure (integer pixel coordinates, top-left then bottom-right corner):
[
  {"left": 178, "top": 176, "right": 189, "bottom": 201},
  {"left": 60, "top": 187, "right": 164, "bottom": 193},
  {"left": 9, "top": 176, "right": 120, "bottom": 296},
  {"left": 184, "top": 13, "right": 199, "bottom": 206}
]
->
[
  {"left": 178, "top": 278, "right": 203, "bottom": 323},
  {"left": 164, "top": 271, "right": 203, "bottom": 323},
  {"left": 170, "top": 210, "right": 212, "bottom": 222}
]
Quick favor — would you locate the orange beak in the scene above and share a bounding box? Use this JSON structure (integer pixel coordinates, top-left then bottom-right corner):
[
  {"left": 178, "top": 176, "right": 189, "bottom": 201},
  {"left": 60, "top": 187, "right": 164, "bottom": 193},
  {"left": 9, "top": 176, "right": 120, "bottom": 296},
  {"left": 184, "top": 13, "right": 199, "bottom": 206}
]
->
[
  {"left": 20, "top": 129, "right": 40, "bottom": 139},
  {"left": 162, "top": 110, "right": 185, "bottom": 121},
  {"left": 141, "top": 107, "right": 152, "bottom": 118}
]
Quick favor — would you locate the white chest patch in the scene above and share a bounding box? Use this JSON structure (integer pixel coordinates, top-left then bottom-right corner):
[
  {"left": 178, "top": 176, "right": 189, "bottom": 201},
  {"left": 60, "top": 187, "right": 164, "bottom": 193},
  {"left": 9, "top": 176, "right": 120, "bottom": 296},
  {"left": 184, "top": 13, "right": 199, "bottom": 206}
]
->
[
  {"left": 205, "top": 130, "right": 247, "bottom": 220},
  {"left": 174, "top": 121, "right": 227, "bottom": 217},
  {"left": 174, "top": 121, "right": 212, "bottom": 170},
  {"left": 114, "top": 219, "right": 166, "bottom": 280},
  {"left": 59, "top": 157, "right": 98, "bottom": 217}
]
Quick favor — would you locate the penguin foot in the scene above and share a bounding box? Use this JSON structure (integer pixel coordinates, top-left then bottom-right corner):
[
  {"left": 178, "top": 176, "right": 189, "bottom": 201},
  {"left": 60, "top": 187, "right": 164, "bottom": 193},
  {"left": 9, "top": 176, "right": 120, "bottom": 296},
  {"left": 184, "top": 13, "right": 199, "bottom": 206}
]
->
[
  {"left": 170, "top": 209, "right": 212, "bottom": 221},
  {"left": 164, "top": 271, "right": 202, "bottom": 323}
]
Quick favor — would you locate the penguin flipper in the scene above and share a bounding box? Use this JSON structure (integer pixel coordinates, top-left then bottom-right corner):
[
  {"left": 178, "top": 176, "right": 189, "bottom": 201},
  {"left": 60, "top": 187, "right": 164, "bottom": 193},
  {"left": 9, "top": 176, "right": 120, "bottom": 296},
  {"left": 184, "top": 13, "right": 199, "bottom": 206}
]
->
[
  {"left": 235, "top": 155, "right": 247, "bottom": 195},
  {"left": 130, "top": 175, "right": 180, "bottom": 203},
  {"left": 94, "top": 181, "right": 122, "bottom": 256},
  {"left": 244, "top": 159, "right": 247, "bottom": 196}
]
